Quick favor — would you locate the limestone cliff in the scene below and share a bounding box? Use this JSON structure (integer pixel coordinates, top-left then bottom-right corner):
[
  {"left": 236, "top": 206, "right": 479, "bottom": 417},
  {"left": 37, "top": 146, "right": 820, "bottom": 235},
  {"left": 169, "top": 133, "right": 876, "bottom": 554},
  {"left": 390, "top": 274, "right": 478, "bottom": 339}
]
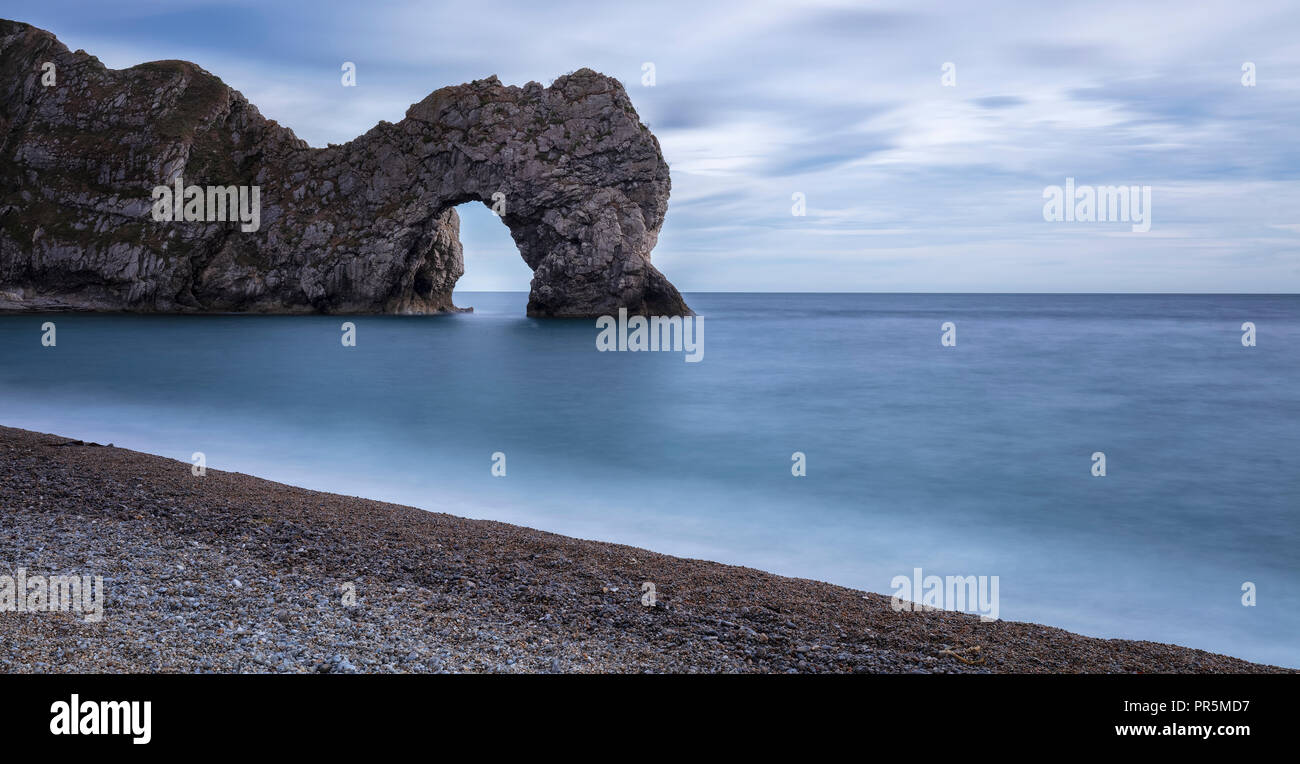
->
[{"left": 0, "top": 20, "right": 689, "bottom": 317}]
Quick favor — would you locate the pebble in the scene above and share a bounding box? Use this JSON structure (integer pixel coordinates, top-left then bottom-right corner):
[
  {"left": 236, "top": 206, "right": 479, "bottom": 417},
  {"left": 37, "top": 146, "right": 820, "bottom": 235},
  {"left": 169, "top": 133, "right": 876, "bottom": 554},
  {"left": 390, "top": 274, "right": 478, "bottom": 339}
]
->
[{"left": 0, "top": 425, "right": 1281, "bottom": 676}]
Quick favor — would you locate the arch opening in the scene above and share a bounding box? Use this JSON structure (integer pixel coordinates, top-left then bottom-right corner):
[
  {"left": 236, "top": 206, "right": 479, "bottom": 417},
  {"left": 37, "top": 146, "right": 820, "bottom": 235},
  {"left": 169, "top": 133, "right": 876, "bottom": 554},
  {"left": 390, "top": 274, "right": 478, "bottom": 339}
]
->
[{"left": 449, "top": 201, "right": 535, "bottom": 306}]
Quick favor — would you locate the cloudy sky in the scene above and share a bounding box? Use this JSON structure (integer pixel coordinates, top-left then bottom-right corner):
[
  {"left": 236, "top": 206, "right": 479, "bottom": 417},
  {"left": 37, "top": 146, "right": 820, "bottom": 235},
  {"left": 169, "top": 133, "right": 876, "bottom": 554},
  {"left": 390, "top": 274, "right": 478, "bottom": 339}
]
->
[{"left": 15, "top": 0, "right": 1300, "bottom": 291}]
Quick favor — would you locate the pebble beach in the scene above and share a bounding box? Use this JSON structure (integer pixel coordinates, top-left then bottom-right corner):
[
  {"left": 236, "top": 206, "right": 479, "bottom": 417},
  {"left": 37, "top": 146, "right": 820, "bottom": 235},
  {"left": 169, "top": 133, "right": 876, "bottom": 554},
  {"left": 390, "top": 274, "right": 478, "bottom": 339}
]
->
[{"left": 0, "top": 425, "right": 1287, "bottom": 674}]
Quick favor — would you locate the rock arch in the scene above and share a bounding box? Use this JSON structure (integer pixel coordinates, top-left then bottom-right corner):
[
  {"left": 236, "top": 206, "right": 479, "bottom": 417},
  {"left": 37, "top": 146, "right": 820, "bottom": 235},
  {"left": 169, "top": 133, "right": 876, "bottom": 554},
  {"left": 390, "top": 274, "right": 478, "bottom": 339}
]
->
[{"left": 0, "top": 20, "right": 690, "bottom": 317}]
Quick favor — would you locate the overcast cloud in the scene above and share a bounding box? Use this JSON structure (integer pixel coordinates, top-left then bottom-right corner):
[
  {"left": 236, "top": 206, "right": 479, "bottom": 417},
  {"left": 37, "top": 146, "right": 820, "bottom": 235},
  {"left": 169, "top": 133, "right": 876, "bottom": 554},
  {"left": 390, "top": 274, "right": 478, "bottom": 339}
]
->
[{"left": 14, "top": 0, "right": 1300, "bottom": 291}]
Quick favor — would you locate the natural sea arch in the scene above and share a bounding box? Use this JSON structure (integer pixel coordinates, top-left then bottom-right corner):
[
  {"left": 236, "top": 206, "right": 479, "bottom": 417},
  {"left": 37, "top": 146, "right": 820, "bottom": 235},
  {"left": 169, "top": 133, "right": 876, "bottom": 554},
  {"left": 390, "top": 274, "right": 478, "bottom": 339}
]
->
[{"left": 0, "top": 22, "right": 690, "bottom": 317}]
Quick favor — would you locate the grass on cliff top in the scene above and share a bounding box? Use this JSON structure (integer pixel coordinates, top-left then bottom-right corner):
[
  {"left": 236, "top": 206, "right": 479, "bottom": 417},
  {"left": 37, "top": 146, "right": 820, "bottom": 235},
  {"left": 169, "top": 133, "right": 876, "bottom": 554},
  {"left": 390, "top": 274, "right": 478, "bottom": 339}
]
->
[{"left": 128, "top": 61, "right": 230, "bottom": 142}]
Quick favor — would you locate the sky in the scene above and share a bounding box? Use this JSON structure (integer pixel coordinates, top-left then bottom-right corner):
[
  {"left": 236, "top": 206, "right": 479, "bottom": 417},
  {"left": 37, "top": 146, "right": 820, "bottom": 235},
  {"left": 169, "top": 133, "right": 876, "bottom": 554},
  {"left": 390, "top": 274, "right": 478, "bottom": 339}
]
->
[{"left": 9, "top": 0, "right": 1300, "bottom": 292}]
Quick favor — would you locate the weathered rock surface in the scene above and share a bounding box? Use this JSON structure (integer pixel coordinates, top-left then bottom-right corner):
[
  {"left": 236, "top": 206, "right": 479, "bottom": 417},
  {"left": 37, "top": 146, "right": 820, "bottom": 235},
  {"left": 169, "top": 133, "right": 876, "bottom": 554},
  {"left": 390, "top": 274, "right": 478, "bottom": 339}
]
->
[{"left": 0, "top": 20, "right": 689, "bottom": 317}]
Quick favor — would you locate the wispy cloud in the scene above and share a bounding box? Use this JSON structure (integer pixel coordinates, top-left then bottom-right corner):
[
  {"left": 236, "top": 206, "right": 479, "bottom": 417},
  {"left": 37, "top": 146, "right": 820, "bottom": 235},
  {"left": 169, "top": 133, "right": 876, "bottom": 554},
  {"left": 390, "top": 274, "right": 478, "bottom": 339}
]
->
[{"left": 14, "top": 0, "right": 1300, "bottom": 291}]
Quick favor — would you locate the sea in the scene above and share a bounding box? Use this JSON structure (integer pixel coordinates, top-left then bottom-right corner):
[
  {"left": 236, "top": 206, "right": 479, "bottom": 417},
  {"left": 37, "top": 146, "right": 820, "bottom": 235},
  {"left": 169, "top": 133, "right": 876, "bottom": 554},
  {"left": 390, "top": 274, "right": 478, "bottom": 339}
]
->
[{"left": 1, "top": 292, "right": 1296, "bottom": 666}]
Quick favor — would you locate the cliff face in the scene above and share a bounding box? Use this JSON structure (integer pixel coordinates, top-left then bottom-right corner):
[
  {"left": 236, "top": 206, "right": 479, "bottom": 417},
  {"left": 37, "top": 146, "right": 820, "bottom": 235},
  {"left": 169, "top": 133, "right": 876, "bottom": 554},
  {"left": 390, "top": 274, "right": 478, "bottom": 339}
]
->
[{"left": 0, "top": 20, "right": 689, "bottom": 317}]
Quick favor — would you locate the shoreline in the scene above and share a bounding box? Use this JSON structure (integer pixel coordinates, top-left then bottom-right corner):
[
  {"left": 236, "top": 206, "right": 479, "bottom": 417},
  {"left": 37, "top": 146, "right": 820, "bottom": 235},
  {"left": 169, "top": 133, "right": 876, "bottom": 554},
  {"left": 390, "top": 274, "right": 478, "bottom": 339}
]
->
[{"left": 0, "top": 424, "right": 1289, "bottom": 673}]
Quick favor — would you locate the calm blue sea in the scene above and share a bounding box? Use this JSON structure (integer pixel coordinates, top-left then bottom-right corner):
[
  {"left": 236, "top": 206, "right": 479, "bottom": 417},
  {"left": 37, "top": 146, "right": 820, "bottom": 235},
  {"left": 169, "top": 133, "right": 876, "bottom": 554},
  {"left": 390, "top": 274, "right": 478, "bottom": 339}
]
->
[{"left": 1, "top": 293, "right": 1297, "bottom": 666}]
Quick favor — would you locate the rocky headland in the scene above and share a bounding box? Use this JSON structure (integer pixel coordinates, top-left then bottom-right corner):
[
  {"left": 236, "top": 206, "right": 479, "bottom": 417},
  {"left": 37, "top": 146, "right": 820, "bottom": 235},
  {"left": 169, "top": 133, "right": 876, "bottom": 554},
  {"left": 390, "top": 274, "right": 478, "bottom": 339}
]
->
[{"left": 0, "top": 20, "right": 688, "bottom": 317}]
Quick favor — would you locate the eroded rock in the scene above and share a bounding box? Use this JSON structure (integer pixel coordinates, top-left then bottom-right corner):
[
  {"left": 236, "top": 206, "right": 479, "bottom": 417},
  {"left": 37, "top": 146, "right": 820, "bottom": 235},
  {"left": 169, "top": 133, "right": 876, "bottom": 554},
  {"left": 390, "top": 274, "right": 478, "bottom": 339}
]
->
[{"left": 0, "top": 20, "right": 689, "bottom": 317}]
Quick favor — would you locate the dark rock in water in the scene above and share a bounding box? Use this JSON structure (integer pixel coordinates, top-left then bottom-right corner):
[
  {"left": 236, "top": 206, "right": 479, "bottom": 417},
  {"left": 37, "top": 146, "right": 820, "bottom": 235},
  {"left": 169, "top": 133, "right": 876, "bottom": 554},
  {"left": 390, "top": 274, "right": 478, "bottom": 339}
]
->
[{"left": 0, "top": 20, "right": 689, "bottom": 317}]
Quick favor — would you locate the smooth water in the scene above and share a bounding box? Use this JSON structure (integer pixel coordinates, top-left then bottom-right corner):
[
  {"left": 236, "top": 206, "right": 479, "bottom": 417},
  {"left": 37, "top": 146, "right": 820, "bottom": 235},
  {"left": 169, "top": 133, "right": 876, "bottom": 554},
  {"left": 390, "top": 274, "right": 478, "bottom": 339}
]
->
[{"left": 1, "top": 293, "right": 1296, "bottom": 666}]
